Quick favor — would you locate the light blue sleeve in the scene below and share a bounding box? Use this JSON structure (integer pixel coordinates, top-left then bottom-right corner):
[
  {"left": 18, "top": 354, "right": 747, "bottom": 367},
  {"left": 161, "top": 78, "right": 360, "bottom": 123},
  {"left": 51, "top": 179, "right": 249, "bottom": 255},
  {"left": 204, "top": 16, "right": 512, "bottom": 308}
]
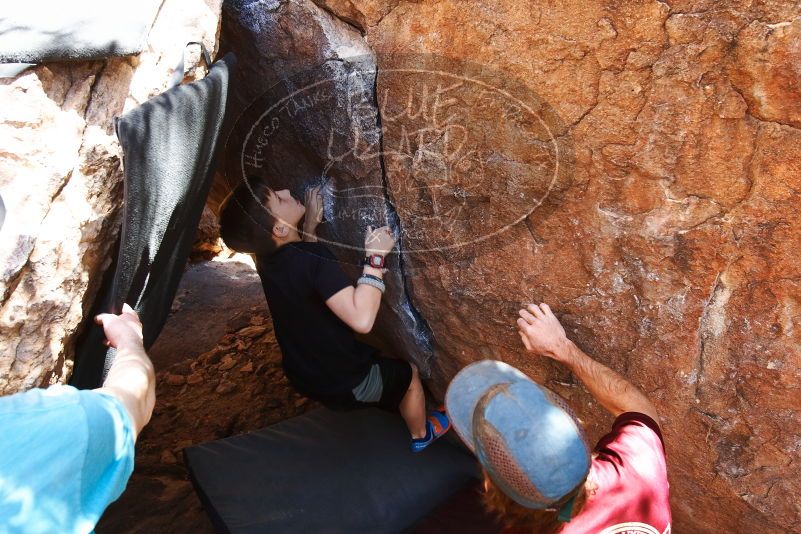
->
[{"left": 0, "top": 384, "right": 135, "bottom": 534}]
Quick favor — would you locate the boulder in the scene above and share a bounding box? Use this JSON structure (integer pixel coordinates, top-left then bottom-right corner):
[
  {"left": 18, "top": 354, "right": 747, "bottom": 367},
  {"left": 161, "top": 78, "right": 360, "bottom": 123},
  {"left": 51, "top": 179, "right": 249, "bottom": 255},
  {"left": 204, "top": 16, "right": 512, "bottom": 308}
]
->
[
  {"left": 2, "top": 0, "right": 795, "bottom": 531},
  {"left": 219, "top": 0, "right": 801, "bottom": 532},
  {"left": 216, "top": 0, "right": 434, "bottom": 373},
  {"left": 0, "top": 0, "right": 225, "bottom": 393}
]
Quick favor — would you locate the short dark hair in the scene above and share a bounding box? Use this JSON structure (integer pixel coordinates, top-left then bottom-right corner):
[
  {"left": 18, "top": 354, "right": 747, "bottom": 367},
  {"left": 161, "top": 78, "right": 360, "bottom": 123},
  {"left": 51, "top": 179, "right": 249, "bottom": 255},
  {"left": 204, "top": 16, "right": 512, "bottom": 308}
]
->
[{"left": 218, "top": 178, "right": 278, "bottom": 255}]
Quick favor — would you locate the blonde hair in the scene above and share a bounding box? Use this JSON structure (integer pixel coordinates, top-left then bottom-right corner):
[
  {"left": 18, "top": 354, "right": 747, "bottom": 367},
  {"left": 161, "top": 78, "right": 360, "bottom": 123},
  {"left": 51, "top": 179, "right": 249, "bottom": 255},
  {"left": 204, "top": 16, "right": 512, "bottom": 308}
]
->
[{"left": 481, "top": 470, "right": 590, "bottom": 533}]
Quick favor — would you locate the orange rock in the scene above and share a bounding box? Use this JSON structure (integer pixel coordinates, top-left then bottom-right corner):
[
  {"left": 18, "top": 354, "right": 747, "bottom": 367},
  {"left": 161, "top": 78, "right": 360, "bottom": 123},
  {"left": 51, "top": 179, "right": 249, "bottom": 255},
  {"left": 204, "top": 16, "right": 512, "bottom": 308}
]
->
[
  {"left": 164, "top": 374, "right": 186, "bottom": 386},
  {"left": 186, "top": 372, "right": 204, "bottom": 386},
  {"left": 218, "top": 355, "right": 237, "bottom": 371}
]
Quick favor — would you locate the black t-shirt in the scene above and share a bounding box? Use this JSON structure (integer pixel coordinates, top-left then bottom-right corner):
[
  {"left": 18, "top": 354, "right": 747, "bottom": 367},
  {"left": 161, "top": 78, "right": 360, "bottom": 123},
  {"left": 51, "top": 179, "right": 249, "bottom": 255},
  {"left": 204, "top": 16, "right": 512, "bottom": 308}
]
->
[{"left": 254, "top": 242, "right": 376, "bottom": 398}]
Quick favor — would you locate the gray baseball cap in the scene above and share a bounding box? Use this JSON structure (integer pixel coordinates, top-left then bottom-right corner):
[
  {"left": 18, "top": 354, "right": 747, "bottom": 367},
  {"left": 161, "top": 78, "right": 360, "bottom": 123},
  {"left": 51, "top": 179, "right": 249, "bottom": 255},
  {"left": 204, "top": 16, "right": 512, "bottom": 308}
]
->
[{"left": 445, "top": 360, "right": 591, "bottom": 509}]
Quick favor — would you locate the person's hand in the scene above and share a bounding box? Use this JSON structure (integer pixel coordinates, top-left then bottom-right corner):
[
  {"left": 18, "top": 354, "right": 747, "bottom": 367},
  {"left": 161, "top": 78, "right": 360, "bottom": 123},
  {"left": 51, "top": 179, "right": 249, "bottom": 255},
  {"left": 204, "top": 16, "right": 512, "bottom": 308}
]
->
[
  {"left": 304, "top": 185, "right": 324, "bottom": 225},
  {"left": 95, "top": 303, "right": 144, "bottom": 351},
  {"left": 364, "top": 225, "right": 396, "bottom": 256},
  {"left": 516, "top": 303, "right": 572, "bottom": 362}
]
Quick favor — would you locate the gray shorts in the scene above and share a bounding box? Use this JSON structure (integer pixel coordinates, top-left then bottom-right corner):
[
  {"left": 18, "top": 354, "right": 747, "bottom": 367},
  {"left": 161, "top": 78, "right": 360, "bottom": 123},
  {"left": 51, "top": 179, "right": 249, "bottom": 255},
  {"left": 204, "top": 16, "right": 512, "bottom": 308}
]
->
[
  {"left": 347, "top": 356, "right": 413, "bottom": 412},
  {"left": 352, "top": 363, "right": 383, "bottom": 403}
]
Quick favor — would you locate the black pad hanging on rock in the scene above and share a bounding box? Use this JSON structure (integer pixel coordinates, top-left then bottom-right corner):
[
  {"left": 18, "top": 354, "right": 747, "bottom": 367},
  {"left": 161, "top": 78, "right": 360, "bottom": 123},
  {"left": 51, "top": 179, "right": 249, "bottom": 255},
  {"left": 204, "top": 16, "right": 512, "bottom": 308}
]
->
[
  {"left": 183, "top": 407, "right": 480, "bottom": 533},
  {"left": 70, "top": 51, "right": 236, "bottom": 389}
]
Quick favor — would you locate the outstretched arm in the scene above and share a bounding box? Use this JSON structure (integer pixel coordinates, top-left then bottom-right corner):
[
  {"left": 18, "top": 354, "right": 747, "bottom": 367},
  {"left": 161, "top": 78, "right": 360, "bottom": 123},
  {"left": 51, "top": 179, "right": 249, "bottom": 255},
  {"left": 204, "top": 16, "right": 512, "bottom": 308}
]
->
[
  {"left": 325, "top": 226, "right": 394, "bottom": 334},
  {"left": 94, "top": 304, "right": 156, "bottom": 441},
  {"left": 517, "top": 303, "right": 659, "bottom": 424}
]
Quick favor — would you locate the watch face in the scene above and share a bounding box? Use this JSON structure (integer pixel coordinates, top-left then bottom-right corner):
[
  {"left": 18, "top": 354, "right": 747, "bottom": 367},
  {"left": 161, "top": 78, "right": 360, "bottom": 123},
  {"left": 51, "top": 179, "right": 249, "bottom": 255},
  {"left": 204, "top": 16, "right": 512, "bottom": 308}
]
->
[{"left": 370, "top": 255, "right": 384, "bottom": 268}]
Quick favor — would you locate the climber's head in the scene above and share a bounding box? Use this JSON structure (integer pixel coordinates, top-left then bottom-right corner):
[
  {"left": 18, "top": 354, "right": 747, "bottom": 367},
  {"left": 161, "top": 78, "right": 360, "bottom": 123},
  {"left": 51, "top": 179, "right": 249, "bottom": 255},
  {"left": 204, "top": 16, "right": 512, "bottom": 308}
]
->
[
  {"left": 219, "top": 178, "right": 304, "bottom": 255},
  {"left": 219, "top": 179, "right": 278, "bottom": 254},
  {"left": 265, "top": 187, "right": 306, "bottom": 232},
  {"left": 445, "top": 360, "right": 592, "bottom": 530}
]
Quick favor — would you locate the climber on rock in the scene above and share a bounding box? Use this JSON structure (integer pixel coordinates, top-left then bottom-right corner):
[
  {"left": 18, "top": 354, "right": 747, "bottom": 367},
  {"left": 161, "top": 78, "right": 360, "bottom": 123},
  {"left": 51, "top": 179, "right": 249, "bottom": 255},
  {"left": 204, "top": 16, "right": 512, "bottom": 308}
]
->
[
  {"left": 0, "top": 304, "right": 156, "bottom": 533},
  {"left": 445, "top": 303, "right": 671, "bottom": 533},
  {"left": 218, "top": 178, "right": 450, "bottom": 453}
]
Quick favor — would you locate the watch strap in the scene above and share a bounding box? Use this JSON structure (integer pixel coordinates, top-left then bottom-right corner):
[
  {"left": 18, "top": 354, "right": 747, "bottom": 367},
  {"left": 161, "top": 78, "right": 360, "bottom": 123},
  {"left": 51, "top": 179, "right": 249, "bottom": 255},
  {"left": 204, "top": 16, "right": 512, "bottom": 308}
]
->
[{"left": 362, "top": 254, "right": 385, "bottom": 269}]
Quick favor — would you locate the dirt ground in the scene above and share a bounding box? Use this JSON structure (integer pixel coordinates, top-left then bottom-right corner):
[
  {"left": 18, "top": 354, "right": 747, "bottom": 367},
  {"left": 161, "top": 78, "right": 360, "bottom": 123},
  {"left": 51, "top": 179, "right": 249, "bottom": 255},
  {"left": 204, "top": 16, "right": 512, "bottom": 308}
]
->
[{"left": 97, "top": 259, "right": 316, "bottom": 533}]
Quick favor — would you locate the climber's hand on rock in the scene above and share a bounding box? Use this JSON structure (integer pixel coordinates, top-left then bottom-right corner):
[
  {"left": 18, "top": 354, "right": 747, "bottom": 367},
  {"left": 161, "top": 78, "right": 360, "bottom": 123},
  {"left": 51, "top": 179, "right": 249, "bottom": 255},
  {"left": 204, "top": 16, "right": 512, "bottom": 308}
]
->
[
  {"left": 304, "top": 185, "right": 324, "bottom": 225},
  {"left": 364, "top": 225, "right": 395, "bottom": 256},
  {"left": 95, "top": 303, "right": 144, "bottom": 351},
  {"left": 516, "top": 303, "right": 571, "bottom": 362},
  {"left": 518, "top": 303, "right": 659, "bottom": 423}
]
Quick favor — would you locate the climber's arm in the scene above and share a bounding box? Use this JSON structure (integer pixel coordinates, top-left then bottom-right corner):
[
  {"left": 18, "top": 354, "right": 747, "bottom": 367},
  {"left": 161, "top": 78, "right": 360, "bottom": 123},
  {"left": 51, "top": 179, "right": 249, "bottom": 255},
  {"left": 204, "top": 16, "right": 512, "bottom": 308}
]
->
[
  {"left": 324, "top": 226, "right": 394, "bottom": 335},
  {"left": 325, "top": 265, "right": 384, "bottom": 334},
  {"left": 94, "top": 304, "right": 156, "bottom": 442},
  {"left": 516, "top": 303, "right": 659, "bottom": 425}
]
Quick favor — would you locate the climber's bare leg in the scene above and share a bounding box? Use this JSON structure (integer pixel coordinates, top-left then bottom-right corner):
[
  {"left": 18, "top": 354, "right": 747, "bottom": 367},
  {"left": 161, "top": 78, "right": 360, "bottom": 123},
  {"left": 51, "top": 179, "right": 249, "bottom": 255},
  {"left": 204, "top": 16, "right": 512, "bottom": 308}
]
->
[{"left": 399, "top": 363, "right": 427, "bottom": 439}]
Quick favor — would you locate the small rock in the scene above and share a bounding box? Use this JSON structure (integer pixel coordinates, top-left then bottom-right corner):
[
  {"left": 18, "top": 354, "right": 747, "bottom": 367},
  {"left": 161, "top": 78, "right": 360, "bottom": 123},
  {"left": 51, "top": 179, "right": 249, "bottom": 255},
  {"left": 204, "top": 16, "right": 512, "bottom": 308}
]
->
[
  {"left": 250, "top": 315, "right": 265, "bottom": 326},
  {"left": 238, "top": 325, "right": 267, "bottom": 338},
  {"left": 164, "top": 373, "right": 186, "bottom": 386},
  {"left": 186, "top": 371, "right": 204, "bottom": 385},
  {"left": 216, "top": 381, "right": 238, "bottom": 395},
  {"left": 171, "top": 361, "right": 191, "bottom": 375},
  {"left": 218, "top": 355, "right": 237, "bottom": 371},
  {"left": 266, "top": 368, "right": 281, "bottom": 378},
  {"left": 239, "top": 361, "right": 254, "bottom": 373},
  {"left": 175, "top": 439, "right": 193, "bottom": 450},
  {"left": 160, "top": 450, "right": 177, "bottom": 464},
  {"left": 200, "top": 349, "right": 223, "bottom": 365},
  {"left": 294, "top": 398, "right": 307, "bottom": 408}
]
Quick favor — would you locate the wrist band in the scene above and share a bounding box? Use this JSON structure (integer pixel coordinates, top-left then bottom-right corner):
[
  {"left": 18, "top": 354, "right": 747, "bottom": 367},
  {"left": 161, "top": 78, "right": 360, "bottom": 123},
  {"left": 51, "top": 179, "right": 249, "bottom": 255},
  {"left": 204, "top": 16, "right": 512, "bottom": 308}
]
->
[
  {"left": 361, "top": 273, "right": 383, "bottom": 283},
  {"left": 357, "top": 276, "right": 386, "bottom": 294}
]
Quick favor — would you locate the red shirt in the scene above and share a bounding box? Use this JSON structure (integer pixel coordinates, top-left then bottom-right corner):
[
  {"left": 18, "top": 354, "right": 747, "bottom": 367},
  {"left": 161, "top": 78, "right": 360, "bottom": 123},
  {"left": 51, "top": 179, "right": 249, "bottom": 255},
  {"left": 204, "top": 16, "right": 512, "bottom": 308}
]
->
[{"left": 561, "top": 412, "right": 672, "bottom": 534}]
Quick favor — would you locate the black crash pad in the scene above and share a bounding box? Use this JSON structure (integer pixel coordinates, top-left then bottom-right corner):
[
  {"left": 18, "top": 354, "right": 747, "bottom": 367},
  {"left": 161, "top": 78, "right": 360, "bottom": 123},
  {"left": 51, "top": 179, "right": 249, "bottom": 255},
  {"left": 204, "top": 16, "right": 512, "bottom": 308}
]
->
[
  {"left": 407, "top": 480, "right": 503, "bottom": 534},
  {"left": 183, "top": 408, "right": 480, "bottom": 533}
]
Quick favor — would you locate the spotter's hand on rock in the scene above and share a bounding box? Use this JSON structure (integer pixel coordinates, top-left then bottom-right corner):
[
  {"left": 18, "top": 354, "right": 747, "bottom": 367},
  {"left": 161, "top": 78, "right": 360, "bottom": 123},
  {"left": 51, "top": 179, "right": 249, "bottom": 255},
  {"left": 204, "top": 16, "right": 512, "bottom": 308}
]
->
[
  {"left": 95, "top": 303, "right": 144, "bottom": 351},
  {"left": 516, "top": 303, "right": 571, "bottom": 362},
  {"left": 364, "top": 225, "right": 396, "bottom": 256}
]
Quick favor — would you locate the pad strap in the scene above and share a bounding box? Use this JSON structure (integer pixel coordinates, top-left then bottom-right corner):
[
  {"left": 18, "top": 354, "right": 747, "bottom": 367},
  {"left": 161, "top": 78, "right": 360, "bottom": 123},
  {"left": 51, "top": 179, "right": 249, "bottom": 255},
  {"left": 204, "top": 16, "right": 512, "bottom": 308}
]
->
[{"left": 170, "top": 41, "right": 212, "bottom": 88}]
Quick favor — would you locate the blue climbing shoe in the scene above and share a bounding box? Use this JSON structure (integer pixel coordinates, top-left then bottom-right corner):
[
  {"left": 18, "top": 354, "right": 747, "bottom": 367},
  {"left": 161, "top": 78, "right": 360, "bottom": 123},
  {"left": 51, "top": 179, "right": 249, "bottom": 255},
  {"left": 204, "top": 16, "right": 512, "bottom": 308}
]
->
[{"left": 410, "top": 405, "right": 451, "bottom": 453}]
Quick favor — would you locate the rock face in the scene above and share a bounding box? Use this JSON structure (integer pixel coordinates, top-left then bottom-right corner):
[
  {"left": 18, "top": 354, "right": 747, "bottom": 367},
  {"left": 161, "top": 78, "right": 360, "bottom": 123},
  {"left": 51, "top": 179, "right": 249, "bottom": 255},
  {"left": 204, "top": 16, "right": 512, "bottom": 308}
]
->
[
  {"left": 215, "top": 0, "right": 434, "bottom": 372},
  {"left": 219, "top": 1, "right": 801, "bottom": 532},
  {"left": 0, "top": 0, "right": 225, "bottom": 393},
  {"left": 2, "top": 0, "right": 795, "bottom": 531}
]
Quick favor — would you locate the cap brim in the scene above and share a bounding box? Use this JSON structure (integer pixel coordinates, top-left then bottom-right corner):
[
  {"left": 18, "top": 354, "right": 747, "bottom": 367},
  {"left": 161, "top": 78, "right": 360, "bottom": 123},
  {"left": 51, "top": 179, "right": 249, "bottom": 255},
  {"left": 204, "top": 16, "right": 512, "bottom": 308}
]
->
[{"left": 445, "top": 360, "right": 530, "bottom": 452}]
